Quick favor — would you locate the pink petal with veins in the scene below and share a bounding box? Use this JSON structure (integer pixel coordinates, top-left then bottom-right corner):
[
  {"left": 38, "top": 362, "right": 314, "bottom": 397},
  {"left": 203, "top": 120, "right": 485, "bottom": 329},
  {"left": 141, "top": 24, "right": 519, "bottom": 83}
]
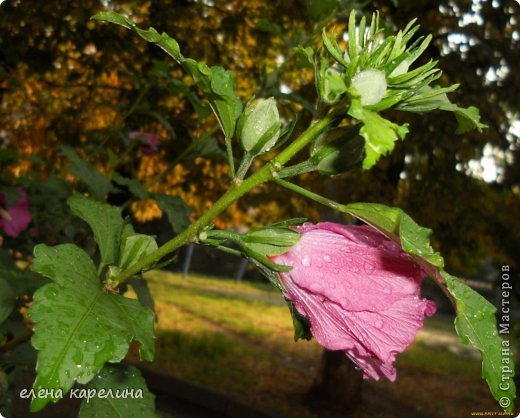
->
[{"left": 272, "top": 222, "right": 436, "bottom": 381}]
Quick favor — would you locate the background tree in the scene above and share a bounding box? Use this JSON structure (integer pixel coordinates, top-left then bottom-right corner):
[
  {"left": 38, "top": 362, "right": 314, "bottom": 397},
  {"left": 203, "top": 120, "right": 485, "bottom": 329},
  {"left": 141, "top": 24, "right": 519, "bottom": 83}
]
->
[{"left": 1, "top": 0, "right": 517, "bottom": 277}]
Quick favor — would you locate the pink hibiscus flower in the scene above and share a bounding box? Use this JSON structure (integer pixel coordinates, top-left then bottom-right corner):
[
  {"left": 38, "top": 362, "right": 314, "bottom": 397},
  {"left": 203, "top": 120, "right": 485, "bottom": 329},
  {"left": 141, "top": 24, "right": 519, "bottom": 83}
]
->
[
  {"left": 0, "top": 189, "right": 32, "bottom": 238},
  {"left": 128, "top": 131, "right": 158, "bottom": 156},
  {"left": 272, "top": 222, "right": 436, "bottom": 382}
]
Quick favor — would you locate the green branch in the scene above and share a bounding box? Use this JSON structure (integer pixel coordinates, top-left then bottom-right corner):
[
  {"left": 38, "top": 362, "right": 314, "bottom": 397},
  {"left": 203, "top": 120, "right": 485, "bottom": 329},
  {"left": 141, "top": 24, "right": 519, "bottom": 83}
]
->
[
  {"left": 273, "top": 177, "right": 344, "bottom": 211},
  {"left": 114, "top": 114, "right": 335, "bottom": 284}
]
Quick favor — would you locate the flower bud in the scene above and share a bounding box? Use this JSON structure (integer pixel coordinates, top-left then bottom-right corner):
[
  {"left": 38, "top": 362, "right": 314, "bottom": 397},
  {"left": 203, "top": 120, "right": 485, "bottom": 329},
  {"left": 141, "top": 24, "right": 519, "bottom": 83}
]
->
[
  {"left": 238, "top": 98, "right": 281, "bottom": 155},
  {"left": 310, "top": 127, "right": 365, "bottom": 175},
  {"left": 350, "top": 69, "right": 387, "bottom": 106}
]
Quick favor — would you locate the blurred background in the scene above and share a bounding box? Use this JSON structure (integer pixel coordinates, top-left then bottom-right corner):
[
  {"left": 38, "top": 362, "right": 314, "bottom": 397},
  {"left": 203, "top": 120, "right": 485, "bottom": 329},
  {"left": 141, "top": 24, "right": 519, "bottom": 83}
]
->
[{"left": 1, "top": 0, "right": 519, "bottom": 417}]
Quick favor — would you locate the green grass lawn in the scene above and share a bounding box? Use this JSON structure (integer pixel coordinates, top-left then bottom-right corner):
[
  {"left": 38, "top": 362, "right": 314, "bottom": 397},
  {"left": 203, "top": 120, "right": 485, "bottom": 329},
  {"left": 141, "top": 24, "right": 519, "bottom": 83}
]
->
[{"left": 127, "top": 271, "right": 506, "bottom": 418}]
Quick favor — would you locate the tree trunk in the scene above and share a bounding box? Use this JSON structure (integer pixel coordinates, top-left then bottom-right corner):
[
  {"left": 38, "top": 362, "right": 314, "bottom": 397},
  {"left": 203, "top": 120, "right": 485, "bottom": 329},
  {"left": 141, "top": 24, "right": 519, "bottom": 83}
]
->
[{"left": 306, "top": 350, "right": 363, "bottom": 414}]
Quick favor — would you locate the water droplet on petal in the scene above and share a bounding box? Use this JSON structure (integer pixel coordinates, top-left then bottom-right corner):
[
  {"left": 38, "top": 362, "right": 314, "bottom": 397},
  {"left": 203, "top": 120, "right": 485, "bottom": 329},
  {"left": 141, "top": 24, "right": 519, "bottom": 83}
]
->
[
  {"left": 382, "top": 285, "right": 392, "bottom": 294},
  {"left": 310, "top": 283, "right": 323, "bottom": 293},
  {"left": 323, "top": 255, "right": 332, "bottom": 263},
  {"left": 333, "top": 269, "right": 339, "bottom": 274},
  {"left": 364, "top": 262, "right": 375, "bottom": 274},
  {"left": 301, "top": 255, "right": 312, "bottom": 267},
  {"left": 374, "top": 319, "right": 384, "bottom": 329}
]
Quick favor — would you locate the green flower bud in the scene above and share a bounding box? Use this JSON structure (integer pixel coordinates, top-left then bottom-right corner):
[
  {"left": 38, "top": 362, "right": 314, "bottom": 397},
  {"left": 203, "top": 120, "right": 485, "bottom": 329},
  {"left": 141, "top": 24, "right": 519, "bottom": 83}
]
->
[
  {"left": 310, "top": 126, "right": 365, "bottom": 175},
  {"left": 351, "top": 69, "right": 387, "bottom": 106},
  {"left": 238, "top": 97, "right": 281, "bottom": 155}
]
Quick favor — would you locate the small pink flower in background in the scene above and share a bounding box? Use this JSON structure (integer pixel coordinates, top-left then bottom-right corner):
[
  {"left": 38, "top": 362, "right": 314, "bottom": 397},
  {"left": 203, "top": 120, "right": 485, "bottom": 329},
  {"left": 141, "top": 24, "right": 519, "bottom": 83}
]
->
[
  {"left": 0, "top": 189, "right": 32, "bottom": 238},
  {"left": 272, "top": 222, "right": 436, "bottom": 382},
  {"left": 128, "top": 131, "right": 158, "bottom": 156}
]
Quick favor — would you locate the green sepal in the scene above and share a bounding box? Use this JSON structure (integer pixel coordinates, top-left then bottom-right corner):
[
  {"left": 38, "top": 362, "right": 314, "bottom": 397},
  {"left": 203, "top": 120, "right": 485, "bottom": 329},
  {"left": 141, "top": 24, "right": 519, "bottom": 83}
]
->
[
  {"left": 243, "top": 227, "right": 301, "bottom": 257},
  {"left": 242, "top": 247, "right": 292, "bottom": 273}
]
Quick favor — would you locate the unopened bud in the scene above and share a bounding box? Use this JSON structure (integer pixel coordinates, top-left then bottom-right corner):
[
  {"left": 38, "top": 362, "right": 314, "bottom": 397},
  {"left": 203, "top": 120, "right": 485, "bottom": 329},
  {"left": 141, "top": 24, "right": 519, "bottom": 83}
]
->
[
  {"left": 351, "top": 69, "right": 387, "bottom": 106},
  {"left": 238, "top": 98, "right": 281, "bottom": 155}
]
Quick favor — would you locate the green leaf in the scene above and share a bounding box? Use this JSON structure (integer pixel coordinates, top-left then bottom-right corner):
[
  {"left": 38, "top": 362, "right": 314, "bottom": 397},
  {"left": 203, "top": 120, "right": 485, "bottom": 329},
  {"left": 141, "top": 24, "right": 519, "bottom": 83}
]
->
[
  {"left": 344, "top": 202, "right": 444, "bottom": 268},
  {"left": 0, "top": 279, "right": 14, "bottom": 325},
  {"left": 342, "top": 202, "right": 515, "bottom": 411},
  {"left": 155, "top": 194, "right": 192, "bottom": 233},
  {"left": 119, "top": 234, "right": 158, "bottom": 271},
  {"left": 60, "top": 146, "right": 116, "bottom": 200},
  {"left": 398, "top": 213, "right": 445, "bottom": 267},
  {"left": 189, "top": 135, "right": 226, "bottom": 159},
  {"left": 68, "top": 195, "right": 124, "bottom": 267},
  {"left": 78, "top": 364, "right": 156, "bottom": 418},
  {"left": 442, "top": 272, "right": 516, "bottom": 411},
  {"left": 112, "top": 174, "right": 149, "bottom": 200},
  {"left": 1, "top": 186, "right": 21, "bottom": 207},
  {"left": 92, "top": 12, "right": 181, "bottom": 60},
  {"left": 207, "top": 66, "right": 243, "bottom": 138},
  {"left": 254, "top": 18, "right": 283, "bottom": 38},
  {"left": 166, "top": 79, "right": 212, "bottom": 120},
  {"left": 126, "top": 277, "right": 156, "bottom": 313},
  {"left": 348, "top": 100, "right": 409, "bottom": 169},
  {"left": 439, "top": 104, "right": 487, "bottom": 134},
  {"left": 28, "top": 244, "right": 155, "bottom": 412},
  {"left": 294, "top": 46, "right": 315, "bottom": 68},
  {"left": 307, "top": 0, "right": 338, "bottom": 21},
  {"left": 93, "top": 12, "right": 242, "bottom": 139}
]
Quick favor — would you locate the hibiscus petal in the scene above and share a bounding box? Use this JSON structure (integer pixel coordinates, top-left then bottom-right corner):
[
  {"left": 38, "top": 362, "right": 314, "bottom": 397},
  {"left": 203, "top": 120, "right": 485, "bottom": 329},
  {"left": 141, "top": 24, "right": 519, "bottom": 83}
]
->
[
  {"left": 0, "top": 189, "right": 32, "bottom": 238},
  {"left": 273, "top": 222, "right": 435, "bottom": 382}
]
